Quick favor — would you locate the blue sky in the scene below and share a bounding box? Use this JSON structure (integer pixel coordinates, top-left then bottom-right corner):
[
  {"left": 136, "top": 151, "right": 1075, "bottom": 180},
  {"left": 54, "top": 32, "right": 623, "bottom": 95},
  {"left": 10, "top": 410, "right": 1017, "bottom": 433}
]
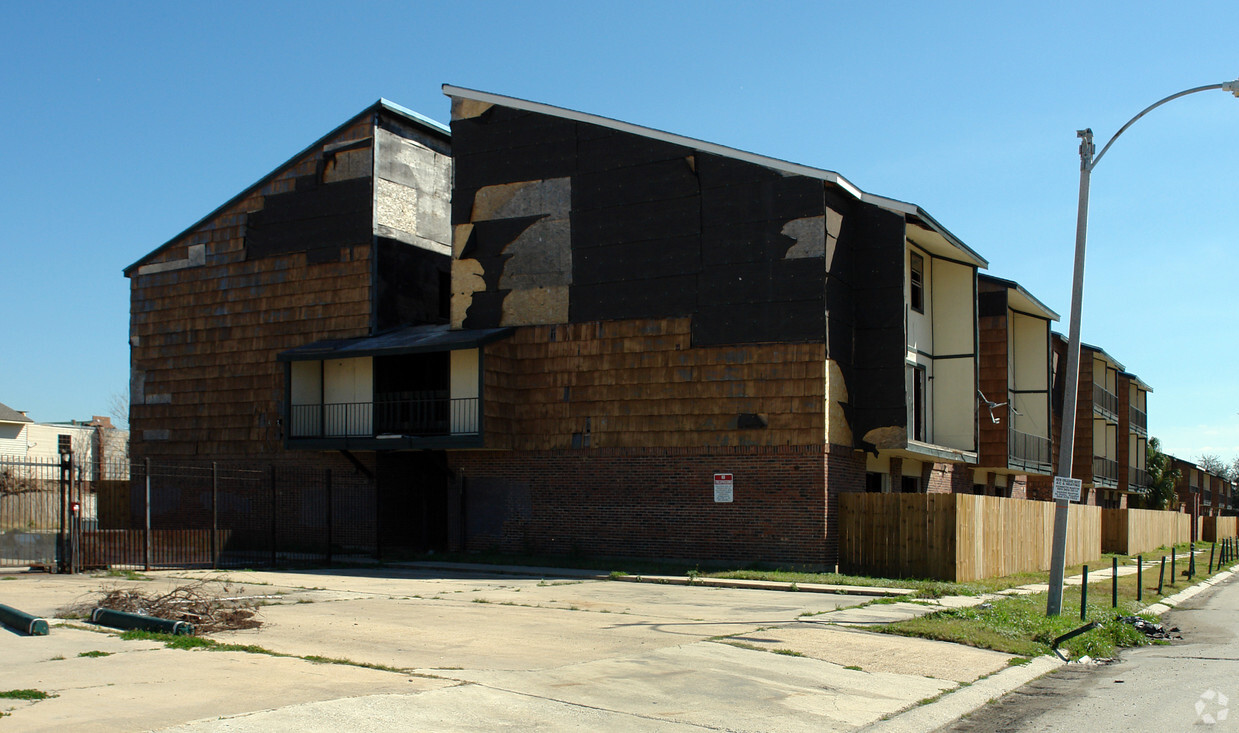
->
[{"left": 1, "top": 1, "right": 1236, "bottom": 463}]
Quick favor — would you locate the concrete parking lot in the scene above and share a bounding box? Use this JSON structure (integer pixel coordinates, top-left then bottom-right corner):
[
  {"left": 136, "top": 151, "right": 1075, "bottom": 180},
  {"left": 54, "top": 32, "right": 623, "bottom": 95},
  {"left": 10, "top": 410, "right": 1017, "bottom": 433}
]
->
[{"left": 1, "top": 565, "right": 1015, "bottom": 731}]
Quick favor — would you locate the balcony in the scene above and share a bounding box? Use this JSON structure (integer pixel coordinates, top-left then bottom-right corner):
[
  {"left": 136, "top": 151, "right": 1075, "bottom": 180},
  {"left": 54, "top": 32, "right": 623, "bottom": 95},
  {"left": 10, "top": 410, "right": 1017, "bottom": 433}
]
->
[
  {"left": 1009, "top": 428, "right": 1052, "bottom": 473},
  {"left": 1129, "top": 405, "right": 1147, "bottom": 435},
  {"left": 1127, "top": 466, "right": 1149, "bottom": 491},
  {"left": 1092, "top": 456, "right": 1119, "bottom": 487},
  {"left": 1092, "top": 384, "right": 1118, "bottom": 421},
  {"left": 291, "top": 396, "right": 479, "bottom": 440}
]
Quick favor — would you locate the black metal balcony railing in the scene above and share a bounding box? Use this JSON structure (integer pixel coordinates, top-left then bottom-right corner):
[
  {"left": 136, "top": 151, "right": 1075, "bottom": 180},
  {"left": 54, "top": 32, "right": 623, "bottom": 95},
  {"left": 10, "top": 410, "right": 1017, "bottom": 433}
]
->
[
  {"left": 1092, "top": 384, "right": 1118, "bottom": 420},
  {"left": 1127, "top": 466, "right": 1150, "bottom": 490},
  {"left": 289, "top": 397, "right": 480, "bottom": 439},
  {"left": 1009, "top": 428, "right": 1052, "bottom": 471},
  {"left": 1129, "top": 405, "right": 1147, "bottom": 434},
  {"left": 1093, "top": 456, "right": 1119, "bottom": 485}
]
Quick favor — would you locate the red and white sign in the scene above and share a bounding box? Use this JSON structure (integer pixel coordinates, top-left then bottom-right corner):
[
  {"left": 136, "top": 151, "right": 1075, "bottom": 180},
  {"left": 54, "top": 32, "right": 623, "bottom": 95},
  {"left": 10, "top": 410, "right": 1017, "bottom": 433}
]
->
[{"left": 714, "top": 473, "right": 734, "bottom": 503}]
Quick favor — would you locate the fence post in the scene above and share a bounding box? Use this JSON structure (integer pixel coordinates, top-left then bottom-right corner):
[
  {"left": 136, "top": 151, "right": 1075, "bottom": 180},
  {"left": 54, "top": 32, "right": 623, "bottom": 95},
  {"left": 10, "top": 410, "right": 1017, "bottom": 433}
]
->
[
  {"left": 57, "top": 452, "right": 71, "bottom": 574},
  {"left": 1189, "top": 542, "right": 1195, "bottom": 579},
  {"left": 144, "top": 457, "right": 152, "bottom": 572},
  {"left": 325, "top": 469, "right": 333, "bottom": 566},
  {"left": 1137, "top": 555, "right": 1142, "bottom": 603},
  {"left": 1171, "top": 551, "right": 1176, "bottom": 585},
  {"left": 1080, "top": 565, "right": 1089, "bottom": 621},
  {"left": 211, "top": 462, "right": 218, "bottom": 570},
  {"left": 1111, "top": 556, "right": 1117, "bottom": 608},
  {"left": 1158, "top": 556, "right": 1166, "bottom": 594},
  {"left": 1209, "top": 542, "right": 1216, "bottom": 574},
  {"left": 269, "top": 465, "right": 277, "bottom": 567}
]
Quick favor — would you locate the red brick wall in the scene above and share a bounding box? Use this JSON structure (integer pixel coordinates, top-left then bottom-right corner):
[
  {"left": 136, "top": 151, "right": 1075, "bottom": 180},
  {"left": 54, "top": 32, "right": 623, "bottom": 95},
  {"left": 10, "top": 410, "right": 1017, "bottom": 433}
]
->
[
  {"left": 926, "top": 463, "right": 975, "bottom": 494},
  {"left": 450, "top": 443, "right": 866, "bottom": 569}
]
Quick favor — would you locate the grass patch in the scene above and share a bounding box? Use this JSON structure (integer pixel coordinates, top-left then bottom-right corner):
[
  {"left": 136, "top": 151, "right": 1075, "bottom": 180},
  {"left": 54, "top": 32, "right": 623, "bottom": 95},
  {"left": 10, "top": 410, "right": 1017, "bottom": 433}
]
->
[
  {"left": 879, "top": 590, "right": 1156, "bottom": 659},
  {"left": 844, "top": 665, "right": 863, "bottom": 671},
  {"left": 0, "top": 689, "right": 54, "bottom": 700},
  {"left": 114, "top": 630, "right": 431, "bottom": 675},
  {"left": 77, "top": 651, "right": 112, "bottom": 658},
  {"left": 873, "top": 548, "right": 1228, "bottom": 660},
  {"left": 100, "top": 569, "right": 150, "bottom": 582},
  {"left": 302, "top": 655, "right": 404, "bottom": 673},
  {"left": 772, "top": 648, "right": 803, "bottom": 657}
]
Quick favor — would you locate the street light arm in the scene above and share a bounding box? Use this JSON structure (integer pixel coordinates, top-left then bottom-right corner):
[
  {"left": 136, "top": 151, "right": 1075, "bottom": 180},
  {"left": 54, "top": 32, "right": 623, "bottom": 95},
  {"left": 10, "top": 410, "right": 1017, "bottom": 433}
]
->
[{"left": 1091, "top": 81, "right": 1238, "bottom": 169}]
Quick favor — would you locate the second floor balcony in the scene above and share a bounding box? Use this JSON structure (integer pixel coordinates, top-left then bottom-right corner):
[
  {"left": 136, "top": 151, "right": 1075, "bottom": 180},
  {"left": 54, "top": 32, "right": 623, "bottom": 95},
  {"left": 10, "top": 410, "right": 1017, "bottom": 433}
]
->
[
  {"left": 1092, "top": 456, "right": 1119, "bottom": 487},
  {"left": 290, "top": 395, "right": 480, "bottom": 440},
  {"left": 1009, "top": 428, "right": 1052, "bottom": 473},
  {"left": 1127, "top": 466, "right": 1150, "bottom": 491},
  {"left": 1129, "top": 405, "right": 1147, "bottom": 435},
  {"left": 1093, "top": 383, "right": 1118, "bottom": 421}
]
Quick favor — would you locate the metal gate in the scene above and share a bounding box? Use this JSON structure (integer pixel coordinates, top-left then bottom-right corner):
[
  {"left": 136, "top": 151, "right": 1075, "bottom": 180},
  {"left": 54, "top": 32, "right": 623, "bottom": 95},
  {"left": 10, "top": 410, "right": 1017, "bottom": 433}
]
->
[{"left": 0, "top": 454, "right": 76, "bottom": 570}]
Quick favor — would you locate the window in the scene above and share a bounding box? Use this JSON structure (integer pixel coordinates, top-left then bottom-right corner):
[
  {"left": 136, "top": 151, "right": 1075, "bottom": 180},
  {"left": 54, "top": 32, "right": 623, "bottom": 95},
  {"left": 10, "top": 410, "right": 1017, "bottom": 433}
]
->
[
  {"left": 909, "top": 251, "right": 925, "bottom": 313},
  {"left": 865, "top": 472, "right": 886, "bottom": 493},
  {"left": 901, "top": 476, "right": 921, "bottom": 493}
]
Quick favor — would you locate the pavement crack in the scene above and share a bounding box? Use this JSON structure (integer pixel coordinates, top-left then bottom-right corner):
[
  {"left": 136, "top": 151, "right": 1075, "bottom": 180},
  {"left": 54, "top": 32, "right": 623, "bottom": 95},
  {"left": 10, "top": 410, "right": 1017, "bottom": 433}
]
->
[{"left": 465, "top": 681, "right": 733, "bottom": 731}]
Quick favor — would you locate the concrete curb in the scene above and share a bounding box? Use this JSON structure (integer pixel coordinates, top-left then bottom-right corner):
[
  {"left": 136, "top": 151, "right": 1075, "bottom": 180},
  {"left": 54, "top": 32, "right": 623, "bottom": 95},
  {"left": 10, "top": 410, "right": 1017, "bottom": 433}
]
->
[
  {"left": 1142, "top": 562, "right": 1239, "bottom": 616},
  {"left": 860, "top": 655, "right": 1065, "bottom": 732},
  {"left": 398, "top": 561, "right": 916, "bottom": 597}
]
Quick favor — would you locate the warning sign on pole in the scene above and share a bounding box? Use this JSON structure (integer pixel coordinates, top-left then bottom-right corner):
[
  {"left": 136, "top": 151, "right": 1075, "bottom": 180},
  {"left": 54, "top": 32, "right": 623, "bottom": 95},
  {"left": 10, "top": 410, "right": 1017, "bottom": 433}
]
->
[
  {"left": 714, "top": 473, "right": 734, "bottom": 503},
  {"left": 1052, "top": 476, "right": 1083, "bottom": 503}
]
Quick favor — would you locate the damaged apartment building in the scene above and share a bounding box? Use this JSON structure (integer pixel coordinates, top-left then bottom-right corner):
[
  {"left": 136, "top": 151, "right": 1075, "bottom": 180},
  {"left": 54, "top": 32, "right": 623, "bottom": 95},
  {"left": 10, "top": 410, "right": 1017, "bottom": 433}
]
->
[{"left": 126, "top": 88, "right": 1084, "bottom": 567}]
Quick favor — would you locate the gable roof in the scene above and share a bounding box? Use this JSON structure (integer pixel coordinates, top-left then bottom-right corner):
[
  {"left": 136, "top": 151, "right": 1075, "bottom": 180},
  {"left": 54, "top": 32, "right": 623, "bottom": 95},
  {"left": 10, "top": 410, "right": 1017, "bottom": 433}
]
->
[
  {"left": 124, "top": 99, "right": 449, "bottom": 277},
  {"left": 442, "top": 84, "right": 987, "bottom": 269},
  {"left": 979, "top": 274, "right": 1060, "bottom": 321},
  {"left": 0, "top": 401, "right": 32, "bottom": 424}
]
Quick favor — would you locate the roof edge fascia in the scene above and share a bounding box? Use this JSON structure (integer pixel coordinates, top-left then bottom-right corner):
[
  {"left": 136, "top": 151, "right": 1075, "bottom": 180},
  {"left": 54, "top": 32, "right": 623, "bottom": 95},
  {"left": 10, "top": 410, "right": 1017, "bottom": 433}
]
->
[
  {"left": 442, "top": 84, "right": 866, "bottom": 201},
  {"left": 978, "top": 273, "right": 1060, "bottom": 321}
]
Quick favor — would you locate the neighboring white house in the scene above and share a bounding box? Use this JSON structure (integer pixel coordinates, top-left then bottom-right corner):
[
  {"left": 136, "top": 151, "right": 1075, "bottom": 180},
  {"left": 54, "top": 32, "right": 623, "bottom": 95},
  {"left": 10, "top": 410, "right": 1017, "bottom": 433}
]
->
[{"left": 0, "top": 401, "right": 129, "bottom": 479}]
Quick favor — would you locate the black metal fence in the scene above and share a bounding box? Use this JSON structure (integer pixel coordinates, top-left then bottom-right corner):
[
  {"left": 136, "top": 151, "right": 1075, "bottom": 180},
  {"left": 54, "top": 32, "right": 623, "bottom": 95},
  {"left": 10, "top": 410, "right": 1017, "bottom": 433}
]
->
[
  {"left": 1, "top": 454, "right": 378, "bottom": 571},
  {"left": 0, "top": 455, "right": 68, "bottom": 567}
]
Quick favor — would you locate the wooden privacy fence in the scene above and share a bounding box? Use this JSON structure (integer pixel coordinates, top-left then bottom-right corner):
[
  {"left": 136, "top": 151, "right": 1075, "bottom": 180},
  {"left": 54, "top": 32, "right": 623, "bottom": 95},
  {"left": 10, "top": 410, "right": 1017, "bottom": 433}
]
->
[
  {"left": 838, "top": 493, "right": 1102, "bottom": 582},
  {"left": 1203, "top": 516, "right": 1238, "bottom": 543},
  {"left": 1101, "top": 508, "right": 1193, "bottom": 555}
]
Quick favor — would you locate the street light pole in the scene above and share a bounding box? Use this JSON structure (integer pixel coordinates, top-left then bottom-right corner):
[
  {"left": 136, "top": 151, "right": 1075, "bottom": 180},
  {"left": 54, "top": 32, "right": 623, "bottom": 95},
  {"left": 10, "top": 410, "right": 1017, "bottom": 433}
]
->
[{"left": 1046, "top": 79, "right": 1239, "bottom": 617}]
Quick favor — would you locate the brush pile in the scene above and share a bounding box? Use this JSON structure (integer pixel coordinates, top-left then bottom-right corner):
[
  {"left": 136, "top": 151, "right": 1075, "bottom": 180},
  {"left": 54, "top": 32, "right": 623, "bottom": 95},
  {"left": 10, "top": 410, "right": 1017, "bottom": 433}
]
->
[{"left": 64, "top": 581, "right": 263, "bottom": 634}]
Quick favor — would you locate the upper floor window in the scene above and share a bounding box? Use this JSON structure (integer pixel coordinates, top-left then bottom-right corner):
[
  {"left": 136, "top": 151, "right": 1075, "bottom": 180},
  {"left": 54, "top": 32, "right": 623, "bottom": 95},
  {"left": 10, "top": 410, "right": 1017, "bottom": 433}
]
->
[{"left": 909, "top": 251, "right": 925, "bottom": 313}]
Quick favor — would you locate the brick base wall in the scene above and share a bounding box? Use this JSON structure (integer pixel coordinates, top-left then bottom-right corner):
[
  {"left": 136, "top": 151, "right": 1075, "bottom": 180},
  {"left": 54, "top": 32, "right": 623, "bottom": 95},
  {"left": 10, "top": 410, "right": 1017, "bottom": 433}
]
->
[
  {"left": 926, "top": 463, "right": 974, "bottom": 494},
  {"left": 450, "top": 443, "right": 866, "bottom": 569}
]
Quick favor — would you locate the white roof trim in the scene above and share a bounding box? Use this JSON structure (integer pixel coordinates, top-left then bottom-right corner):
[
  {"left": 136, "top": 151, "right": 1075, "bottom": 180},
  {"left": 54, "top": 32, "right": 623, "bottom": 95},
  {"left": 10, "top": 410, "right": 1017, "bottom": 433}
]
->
[
  {"left": 443, "top": 85, "right": 865, "bottom": 201},
  {"left": 443, "top": 84, "right": 987, "bottom": 269}
]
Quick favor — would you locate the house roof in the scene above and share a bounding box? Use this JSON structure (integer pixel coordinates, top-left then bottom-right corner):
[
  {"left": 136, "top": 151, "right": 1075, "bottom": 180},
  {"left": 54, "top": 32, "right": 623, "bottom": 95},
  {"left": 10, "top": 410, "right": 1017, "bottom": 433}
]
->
[
  {"left": 1051, "top": 333, "right": 1126, "bottom": 372},
  {"left": 0, "top": 401, "right": 32, "bottom": 424},
  {"left": 277, "top": 324, "right": 514, "bottom": 362},
  {"left": 124, "top": 99, "right": 450, "bottom": 277},
  {"left": 1119, "top": 371, "right": 1153, "bottom": 393},
  {"left": 978, "top": 274, "right": 1060, "bottom": 321},
  {"left": 442, "top": 84, "right": 987, "bottom": 269}
]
